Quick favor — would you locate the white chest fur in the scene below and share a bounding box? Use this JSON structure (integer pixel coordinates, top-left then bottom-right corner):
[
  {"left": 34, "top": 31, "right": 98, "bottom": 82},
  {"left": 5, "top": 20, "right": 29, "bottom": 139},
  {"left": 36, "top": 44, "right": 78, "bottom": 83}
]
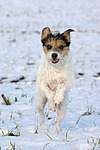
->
[{"left": 37, "top": 53, "right": 74, "bottom": 92}]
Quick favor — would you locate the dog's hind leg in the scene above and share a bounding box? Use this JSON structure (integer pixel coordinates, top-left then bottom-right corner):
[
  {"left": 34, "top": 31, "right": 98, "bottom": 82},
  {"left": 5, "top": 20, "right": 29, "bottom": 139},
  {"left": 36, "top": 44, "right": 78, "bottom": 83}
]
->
[
  {"left": 55, "top": 95, "right": 68, "bottom": 132},
  {"left": 36, "top": 89, "right": 47, "bottom": 126}
]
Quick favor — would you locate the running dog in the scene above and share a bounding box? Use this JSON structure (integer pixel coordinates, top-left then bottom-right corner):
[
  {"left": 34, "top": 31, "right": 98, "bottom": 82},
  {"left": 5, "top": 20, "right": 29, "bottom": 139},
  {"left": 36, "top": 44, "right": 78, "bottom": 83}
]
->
[{"left": 36, "top": 27, "right": 74, "bottom": 131}]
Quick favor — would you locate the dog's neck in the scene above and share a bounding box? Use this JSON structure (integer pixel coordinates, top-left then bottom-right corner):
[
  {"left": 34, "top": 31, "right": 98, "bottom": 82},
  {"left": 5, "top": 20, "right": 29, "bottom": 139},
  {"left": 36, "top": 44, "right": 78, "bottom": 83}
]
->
[{"left": 41, "top": 51, "right": 72, "bottom": 71}]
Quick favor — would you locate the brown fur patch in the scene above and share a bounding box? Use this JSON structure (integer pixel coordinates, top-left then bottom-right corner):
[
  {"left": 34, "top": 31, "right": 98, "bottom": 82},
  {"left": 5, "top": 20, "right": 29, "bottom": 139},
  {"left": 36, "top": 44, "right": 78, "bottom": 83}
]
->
[
  {"left": 43, "top": 47, "right": 51, "bottom": 55},
  {"left": 60, "top": 47, "right": 69, "bottom": 56},
  {"left": 43, "top": 39, "right": 69, "bottom": 56}
]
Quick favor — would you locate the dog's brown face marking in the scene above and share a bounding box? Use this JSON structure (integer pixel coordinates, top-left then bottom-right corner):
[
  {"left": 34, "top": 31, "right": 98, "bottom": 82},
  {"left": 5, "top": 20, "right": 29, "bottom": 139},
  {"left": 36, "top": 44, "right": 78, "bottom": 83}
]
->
[
  {"left": 43, "top": 38, "right": 69, "bottom": 56},
  {"left": 41, "top": 27, "right": 74, "bottom": 56}
]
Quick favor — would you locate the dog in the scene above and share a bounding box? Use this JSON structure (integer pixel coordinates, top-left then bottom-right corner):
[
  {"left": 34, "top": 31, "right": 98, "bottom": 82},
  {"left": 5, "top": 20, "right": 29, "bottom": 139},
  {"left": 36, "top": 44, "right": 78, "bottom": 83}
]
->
[{"left": 36, "top": 27, "right": 74, "bottom": 131}]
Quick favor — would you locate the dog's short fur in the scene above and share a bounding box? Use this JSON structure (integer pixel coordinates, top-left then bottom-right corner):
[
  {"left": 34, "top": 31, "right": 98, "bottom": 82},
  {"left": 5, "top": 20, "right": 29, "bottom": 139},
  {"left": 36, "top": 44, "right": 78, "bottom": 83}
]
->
[{"left": 36, "top": 27, "right": 74, "bottom": 131}]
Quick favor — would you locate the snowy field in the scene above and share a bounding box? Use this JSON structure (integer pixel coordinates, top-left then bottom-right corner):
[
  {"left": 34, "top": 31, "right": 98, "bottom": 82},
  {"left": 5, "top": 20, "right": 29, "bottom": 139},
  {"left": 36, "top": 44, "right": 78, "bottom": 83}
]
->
[{"left": 0, "top": 0, "right": 100, "bottom": 149}]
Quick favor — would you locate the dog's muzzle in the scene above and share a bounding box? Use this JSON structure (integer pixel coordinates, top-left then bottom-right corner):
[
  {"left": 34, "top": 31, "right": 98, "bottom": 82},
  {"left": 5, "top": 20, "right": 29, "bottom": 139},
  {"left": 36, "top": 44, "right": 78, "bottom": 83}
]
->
[{"left": 51, "top": 53, "right": 59, "bottom": 64}]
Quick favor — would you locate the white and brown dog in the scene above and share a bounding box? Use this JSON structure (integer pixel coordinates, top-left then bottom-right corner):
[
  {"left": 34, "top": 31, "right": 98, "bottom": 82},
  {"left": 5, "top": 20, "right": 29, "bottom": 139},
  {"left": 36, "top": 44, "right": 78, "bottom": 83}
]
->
[{"left": 36, "top": 27, "right": 74, "bottom": 131}]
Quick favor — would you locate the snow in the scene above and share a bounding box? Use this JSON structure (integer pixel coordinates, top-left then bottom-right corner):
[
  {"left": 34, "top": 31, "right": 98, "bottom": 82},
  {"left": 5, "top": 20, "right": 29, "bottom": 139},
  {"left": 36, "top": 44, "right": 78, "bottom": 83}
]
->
[{"left": 0, "top": 0, "right": 100, "bottom": 149}]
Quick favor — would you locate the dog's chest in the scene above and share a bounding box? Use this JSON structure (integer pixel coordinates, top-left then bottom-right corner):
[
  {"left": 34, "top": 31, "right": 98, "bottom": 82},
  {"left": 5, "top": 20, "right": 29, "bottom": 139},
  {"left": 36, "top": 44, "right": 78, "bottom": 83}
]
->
[{"left": 44, "top": 65, "right": 67, "bottom": 91}]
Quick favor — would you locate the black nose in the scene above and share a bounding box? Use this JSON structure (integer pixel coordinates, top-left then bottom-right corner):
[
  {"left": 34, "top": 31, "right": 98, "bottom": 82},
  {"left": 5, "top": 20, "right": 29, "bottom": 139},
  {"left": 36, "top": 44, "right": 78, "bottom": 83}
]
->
[{"left": 52, "top": 53, "right": 58, "bottom": 59}]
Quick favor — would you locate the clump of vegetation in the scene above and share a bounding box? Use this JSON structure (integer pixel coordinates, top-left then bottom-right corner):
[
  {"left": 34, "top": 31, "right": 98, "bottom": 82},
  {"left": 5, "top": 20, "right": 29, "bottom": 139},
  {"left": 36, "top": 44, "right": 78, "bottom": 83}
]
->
[
  {"left": 6, "top": 141, "right": 16, "bottom": 150},
  {"left": 0, "top": 122, "right": 21, "bottom": 137},
  {"left": 1, "top": 94, "right": 11, "bottom": 105},
  {"left": 87, "top": 137, "right": 100, "bottom": 150},
  {"left": 6, "top": 141, "right": 21, "bottom": 150},
  {"left": 1, "top": 94, "right": 18, "bottom": 105},
  {"left": 76, "top": 104, "right": 95, "bottom": 124},
  {"left": 0, "top": 141, "right": 21, "bottom": 150}
]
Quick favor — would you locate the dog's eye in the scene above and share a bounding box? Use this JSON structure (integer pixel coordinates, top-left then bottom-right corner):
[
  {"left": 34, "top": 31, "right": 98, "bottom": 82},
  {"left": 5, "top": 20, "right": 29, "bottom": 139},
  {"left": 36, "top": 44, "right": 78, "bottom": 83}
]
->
[
  {"left": 46, "top": 45, "right": 52, "bottom": 49},
  {"left": 59, "top": 45, "right": 64, "bottom": 50}
]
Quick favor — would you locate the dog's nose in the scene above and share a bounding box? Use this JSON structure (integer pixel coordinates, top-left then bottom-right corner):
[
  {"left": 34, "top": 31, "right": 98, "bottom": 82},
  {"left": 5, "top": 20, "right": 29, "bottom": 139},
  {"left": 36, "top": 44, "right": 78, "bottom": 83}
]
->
[{"left": 52, "top": 53, "right": 58, "bottom": 59}]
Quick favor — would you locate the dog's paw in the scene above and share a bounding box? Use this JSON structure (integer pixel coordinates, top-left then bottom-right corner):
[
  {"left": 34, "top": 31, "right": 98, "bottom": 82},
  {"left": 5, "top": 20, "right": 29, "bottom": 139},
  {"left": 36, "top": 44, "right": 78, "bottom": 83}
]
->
[
  {"left": 49, "top": 106, "right": 56, "bottom": 112},
  {"left": 49, "top": 100, "right": 57, "bottom": 112},
  {"left": 54, "top": 94, "right": 63, "bottom": 105}
]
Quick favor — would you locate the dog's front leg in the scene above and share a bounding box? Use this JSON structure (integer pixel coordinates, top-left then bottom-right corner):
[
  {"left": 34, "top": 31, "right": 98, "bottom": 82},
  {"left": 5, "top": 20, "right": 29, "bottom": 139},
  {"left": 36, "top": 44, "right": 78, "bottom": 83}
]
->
[
  {"left": 36, "top": 88, "right": 47, "bottom": 126},
  {"left": 39, "top": 83, "right": 56, "bottom": 111},
  {"left": 54, "top": 82, "right": 71, "bottom": 105}
]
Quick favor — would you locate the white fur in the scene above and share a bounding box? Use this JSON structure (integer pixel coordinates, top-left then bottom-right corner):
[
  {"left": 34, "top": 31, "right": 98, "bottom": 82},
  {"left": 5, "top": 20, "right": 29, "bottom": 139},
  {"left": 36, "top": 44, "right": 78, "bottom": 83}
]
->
[{"left": 36, "top": 50, "right": 74, "bottom": 131}]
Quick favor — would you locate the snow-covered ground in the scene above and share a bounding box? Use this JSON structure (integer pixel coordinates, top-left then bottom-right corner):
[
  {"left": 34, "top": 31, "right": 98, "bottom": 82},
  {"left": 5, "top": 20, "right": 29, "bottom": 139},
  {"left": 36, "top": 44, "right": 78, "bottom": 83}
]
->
[{"left": 0, "top": 0, "right": 100, "bottom": 149}]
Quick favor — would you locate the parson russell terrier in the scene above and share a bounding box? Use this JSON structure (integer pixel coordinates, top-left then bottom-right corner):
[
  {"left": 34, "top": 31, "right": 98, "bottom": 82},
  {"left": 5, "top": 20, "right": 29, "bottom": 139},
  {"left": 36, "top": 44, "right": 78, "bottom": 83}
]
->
[{"left": 36, "top": 27, "right": 74, "bottom": 131}]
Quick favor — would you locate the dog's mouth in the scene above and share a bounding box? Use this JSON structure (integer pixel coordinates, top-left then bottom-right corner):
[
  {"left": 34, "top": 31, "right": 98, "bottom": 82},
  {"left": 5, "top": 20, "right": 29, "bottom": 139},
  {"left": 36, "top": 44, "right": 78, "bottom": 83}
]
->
[{"left": 52, "top": 59, "right": 59, "bottom": 64}]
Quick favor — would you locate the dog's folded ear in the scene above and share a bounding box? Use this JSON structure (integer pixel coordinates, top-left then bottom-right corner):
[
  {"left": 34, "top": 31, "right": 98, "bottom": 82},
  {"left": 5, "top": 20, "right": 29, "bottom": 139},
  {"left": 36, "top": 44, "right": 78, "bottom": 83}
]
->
[
  {"left": 62, "top": 29, "right": 75, "bottom": 42},
  {"left": 41, "top": 27, "right": 52, "bottom": 41}
]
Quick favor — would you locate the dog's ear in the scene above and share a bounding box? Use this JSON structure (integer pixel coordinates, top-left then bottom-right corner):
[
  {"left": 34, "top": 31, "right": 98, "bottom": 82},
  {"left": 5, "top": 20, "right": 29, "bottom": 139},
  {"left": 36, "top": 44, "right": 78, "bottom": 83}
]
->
[
  {"left": 62, "top": 29, "right": 75, "bottom": 42},
  {"left": 41, "top": 27, "right": 52, "bottom": 40}
]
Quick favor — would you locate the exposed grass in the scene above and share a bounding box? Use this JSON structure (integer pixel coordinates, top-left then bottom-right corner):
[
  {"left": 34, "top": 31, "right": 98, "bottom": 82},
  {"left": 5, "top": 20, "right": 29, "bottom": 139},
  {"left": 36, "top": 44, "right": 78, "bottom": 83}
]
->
[
  {"left": 1, "top": 94, "right": 18, "bottom": 105},
  {"left": 29, "top": 96, "right": 34, "bottom": 103},
  {"left": 15, "top": 97, "right": 18, "bottom": 102},
  {"left": 0, "top": 122, "right": 21, "bottom": 137},
  {"left": 21, "top": 93, "right": 27, "bottom": 98},
  {"left": 1, "top": 94, "right": 11, "bottom": 105},
  {"left": 34, "top": 125, "right": 38, "bottom": 134},
  {"left": 15, "top": 87, "right": 20, "bottom": 90},
  {"left": 26, "top": 62, "right": 35, "bottom": 66},
  {"left": 91, "top": 137, "right": 100, "bottom": 150},
  {"left": 76, "top": 103, "right": 95, "bottom": 124},
  {"left": 66, "top": 127, "right": 71, "bottom": 141},
  {"left": 6, "top": 141, "right": 16, "bottom": 150},
  {"left": 87, "top": 137, "right": 100, "bottom": 150},
  {"left": 10, "top": 111, "right": 22, "bottom": 120},
  {"left": 45, "top": 132, "right": 53, "bottom": 140},
  {"left": 0, "top": 128, "right": 20, "bottom": 137},
  {"left": 43, "top": 143, "right": 49, "bottom": 150},
  {"left": 0, "top": 142, "right": 21, "bottom": 150},
  {"left": 10, "top": 112, "right": 15, "bottom": 120}
]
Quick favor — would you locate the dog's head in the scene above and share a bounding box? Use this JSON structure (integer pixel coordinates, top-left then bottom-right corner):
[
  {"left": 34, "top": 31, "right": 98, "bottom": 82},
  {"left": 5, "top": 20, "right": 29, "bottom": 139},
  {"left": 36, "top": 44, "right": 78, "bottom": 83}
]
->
[{"left": 41, "top": 27, "right": 74, "bottom": 65}]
